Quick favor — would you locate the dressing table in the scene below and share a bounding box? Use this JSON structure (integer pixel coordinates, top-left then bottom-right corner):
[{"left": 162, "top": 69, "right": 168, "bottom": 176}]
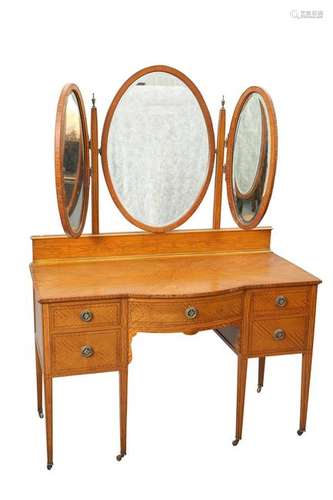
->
[{"left": 30, "top": 65, "right": 321, "bottom": 469}]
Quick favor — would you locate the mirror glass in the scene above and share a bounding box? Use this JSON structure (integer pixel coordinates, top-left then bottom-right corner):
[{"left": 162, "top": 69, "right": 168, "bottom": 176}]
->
[
  {"left": 106, "top": 72, "right": 210, "bottom": 228},
  {"left": 232, "top": 93, "right": 270, "bottom": 224},
  {"left": 63, "top": 92, "right": 85, "bottom": 230}
]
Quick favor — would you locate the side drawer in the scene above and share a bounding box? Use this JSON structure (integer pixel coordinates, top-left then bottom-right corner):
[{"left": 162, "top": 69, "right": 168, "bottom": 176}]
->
[
  {"left": 49, "top": 300, "right": 121, "bottom": 333},
  {"left": 252, "top": 286, "right": 309, "bottom": 318},
  {"left": 52, "top": 330, "right": 121, "bottom": 376},
  {"left": 249, "top": 316, "right": 308, "bottom": 356},
  {"left": 129, "top": 292, "right": 242, "bottom": 332}
]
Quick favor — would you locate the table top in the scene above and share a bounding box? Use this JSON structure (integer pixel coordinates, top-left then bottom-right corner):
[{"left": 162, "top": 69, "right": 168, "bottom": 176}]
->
[{"left": 31, "top": 251, "right": 321, "bottom": 303}]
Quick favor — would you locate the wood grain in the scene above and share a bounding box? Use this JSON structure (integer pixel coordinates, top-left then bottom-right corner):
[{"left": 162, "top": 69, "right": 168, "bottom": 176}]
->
[
  {"left": 49, "top": 300, "right": 121, "bottom": 333},
  {"left": 212, "top": 104, "right": 226, "bottom": 229},
  {"left": 52, "top": 330, "right": 121, "bottom": 376},
  {"left": 91, "top": 101, "right": 99, "bottom": 234},
  {"left": 234, "top": 292, "right": 252, "bottom": 442},
  {"left": 31, "top": 228, "right": 272, "bottom": 261},
  {"left": 299, "top": 285, "right": 318, "bottom": 433},
  {"left": 119, "top": 299, "right": 129, "bottom": 458},
  {"left": 252, "top": 286, "right": 309, "bottom": 318},
  {"left": 35, "top": 343, "right": 43, "bottom": 417},
  {"left": 41, "top": 303, "right": 53, "bottom": 467},
  {"left": 258, "top": 357, "right": 266, "bottom": 390},
  {"left": 44, "top": 376, "right": 53, "bottom": 467},
  {"left": 129, "top": 293, "right": 242, "bottom": 332},
  {"left": 249, "top": 316, "right": 307, "bottom": 356},
  {"left": 34, "top": 291, "right": 44, "bottom": 366},
  {"left": 31, "top": 251, "right": 320, "bottom": 304}
]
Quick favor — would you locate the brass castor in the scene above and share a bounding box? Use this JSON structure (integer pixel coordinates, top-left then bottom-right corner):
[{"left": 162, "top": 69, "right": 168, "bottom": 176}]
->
[
  {"left": 38, "top": 411, "right": 44, "bottom": 419},
  {"left": 116, "top": 453, "right": 126, "bottom": 461},
  {"left": 257, "top": 384, "right": 263, "bottom": 393},
  {"left": 47, "top": 463, "right": 53, "bottom": 470},
  {"left": 232, "top": 439, "right": 240, "bottom": 446},
  {"left": 297, "top": 429, "right": 305, "bottom": 436}
]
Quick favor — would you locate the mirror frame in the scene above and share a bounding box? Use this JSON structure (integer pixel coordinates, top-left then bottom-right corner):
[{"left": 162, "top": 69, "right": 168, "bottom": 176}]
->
[
  {"left": 55, "top": 83, "right": 90, "bottom": 238},
  {"left": 101, "top": 65, "right": 215, "bottom": 233},
  {"left": 225, "top": 86, "right": 278, "bottom": 229}
]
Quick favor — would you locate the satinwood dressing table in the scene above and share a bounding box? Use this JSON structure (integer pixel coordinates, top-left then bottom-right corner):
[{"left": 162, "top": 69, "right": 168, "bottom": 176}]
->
[{"left": 30, "top": 66, "right": 321, "bottom": 469}]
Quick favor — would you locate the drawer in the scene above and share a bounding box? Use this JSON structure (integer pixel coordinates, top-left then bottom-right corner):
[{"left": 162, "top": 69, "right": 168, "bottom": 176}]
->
[
  {"left": 249, "top": 316, "right": 308, "bottom": 356},
  {"left": 129, "top": 293, "right": 242, "bottom": 331},
  {"left": 252, "top": 286, "right": 309, "bottom": 318},
  {"left": 49, "top": 300, "right": 121, "bottom": 333},
  {"left": 52, "top": 331, "right": 121, "bottom": 376}
]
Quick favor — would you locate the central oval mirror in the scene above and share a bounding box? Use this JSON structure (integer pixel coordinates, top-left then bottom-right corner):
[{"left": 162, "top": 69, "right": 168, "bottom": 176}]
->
[{"left": 101, "top": 66, "right": 215, "bottom": 232}]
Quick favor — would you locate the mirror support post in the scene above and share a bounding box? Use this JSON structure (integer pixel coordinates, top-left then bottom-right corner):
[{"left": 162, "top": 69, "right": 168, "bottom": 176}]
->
[
  {"left": 91, "top": 94, "right": 99, "bottom": 234},
  {"left": 212, "top": 97, "right": 226, "bottom": 229}
]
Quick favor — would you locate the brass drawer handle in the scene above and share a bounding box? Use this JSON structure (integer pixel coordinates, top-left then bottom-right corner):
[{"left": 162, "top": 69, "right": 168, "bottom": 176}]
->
[
  {"left": 185, "top": 306, "right": 198, "bottom": 319},
  {"left": 80, "top": 310, "right": 93, "bottom": 322},
  {"left": 80, "top": 345, "right": 94, "bottom": 358},
  {"left": 275, "top": 295, "right": 288, "bottom": 307},
  {"left": 273, "top": 329, "right": 286, "bottom": 341}
]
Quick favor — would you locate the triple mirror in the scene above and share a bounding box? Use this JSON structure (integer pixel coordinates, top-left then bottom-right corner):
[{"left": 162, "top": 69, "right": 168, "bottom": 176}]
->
[{"left": 54, "top": 66, "right": 278, "bottom": 237}]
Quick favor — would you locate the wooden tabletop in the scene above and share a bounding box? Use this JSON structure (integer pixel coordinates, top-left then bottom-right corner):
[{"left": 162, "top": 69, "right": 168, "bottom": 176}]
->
[{"left": 31, "top": 251, "right": 321, "bottom": 303}]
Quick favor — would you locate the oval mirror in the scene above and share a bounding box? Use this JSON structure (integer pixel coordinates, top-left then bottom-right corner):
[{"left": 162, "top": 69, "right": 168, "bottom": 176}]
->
[
  {"left": 226, "top": 87, "right": 278, "bottom": 228},
  {"left": 55, "top": 84, "right": 90, "bottom": 237},
  {"left": 101, "top": 66, "right": 215, "bottom": 232}
]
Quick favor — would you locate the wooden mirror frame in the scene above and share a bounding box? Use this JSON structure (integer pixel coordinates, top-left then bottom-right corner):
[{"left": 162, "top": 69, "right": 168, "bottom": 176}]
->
[
  {"left": 225, "top": 86, "right": 278, "bottom": 229},
  {"left": 55, "top": 83, "right": 90, "bottom": 238},
  {"left": 101, "top": 65, "right": 215, "bottom": 233}
]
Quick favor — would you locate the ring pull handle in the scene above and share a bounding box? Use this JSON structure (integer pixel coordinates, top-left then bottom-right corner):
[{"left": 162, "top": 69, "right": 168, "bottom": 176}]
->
[
  {"left": 273, "top": 329, "right": 286, "bottom": 341},
  {"left": 80, "top": 310, "right": 93, "bottom": 322},
  {"left": 80, "top": 345, "right": 94, "bottom": 358},
  {"left": 185, "top": 306, "right": 198, "bottom": 320},
  {"left": 275, "top": 295, "right": 288, "bottom": 308}
]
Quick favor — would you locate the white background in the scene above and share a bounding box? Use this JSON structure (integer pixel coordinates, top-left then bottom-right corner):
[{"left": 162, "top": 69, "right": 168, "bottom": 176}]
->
[{"left": 0, "top": 1, "right": 331, "bottom": 498}]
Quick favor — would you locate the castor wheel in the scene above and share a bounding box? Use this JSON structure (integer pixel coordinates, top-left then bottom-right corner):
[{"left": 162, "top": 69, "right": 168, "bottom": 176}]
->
[
  {"left": 257, "top": 384, "right": 262, "bottom": 393},
  {"left": 297, "top": 429, "right": 305, "bottom": 436},
  {"left": 47, "top": 463, "right": 53, "bottom": 470},
  {"left": 38, "top": 411, "right": 44, "bottom": 419},
  {"left": 232, "top": 439, "right": 240, "bottom": 446},
  {"left": 116, "top": 453, "right": 126, "bottom": 461}
]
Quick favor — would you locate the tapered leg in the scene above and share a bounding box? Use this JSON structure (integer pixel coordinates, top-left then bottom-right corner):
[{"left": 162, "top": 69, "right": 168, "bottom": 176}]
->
[
  {"left": 233, "top": 355, "right": 248, "bottom": 446},
  {"left": 298, "top": 351, "right": 313, "bottom": 435},
  {"left": 35, "top": 344, "right": 44, "bottom": 418},
  {"left": 116, "top": 368, "right": 128, "bottom": 461},
  {"left": 44, "top": 376, "right": 53, "bottom": 469},
  {"left": 257, "top": 357, "right": 266, "bottom": 393}
]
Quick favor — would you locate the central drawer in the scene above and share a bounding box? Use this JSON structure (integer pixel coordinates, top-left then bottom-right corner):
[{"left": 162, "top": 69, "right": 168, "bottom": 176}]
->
[{"left": 129, "top": 292, "right": 242, "bottom": 331}]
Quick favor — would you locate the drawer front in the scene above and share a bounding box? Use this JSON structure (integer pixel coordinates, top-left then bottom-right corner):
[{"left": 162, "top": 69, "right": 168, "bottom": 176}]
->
[
  {"left": 129, "top": 293, "right": 242, "bottom": 331},
  {"left": 52, "top": 331, "right": 121, "bottom": 375},
  {"left": 249, "top": 316, "right": 307, "bottom": 355},
  {"left": 252, "top": 287, "right": 309, "bottom": 318},
  {"left": 49, "top": 300, "right": 121, "bottom": 333}
]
